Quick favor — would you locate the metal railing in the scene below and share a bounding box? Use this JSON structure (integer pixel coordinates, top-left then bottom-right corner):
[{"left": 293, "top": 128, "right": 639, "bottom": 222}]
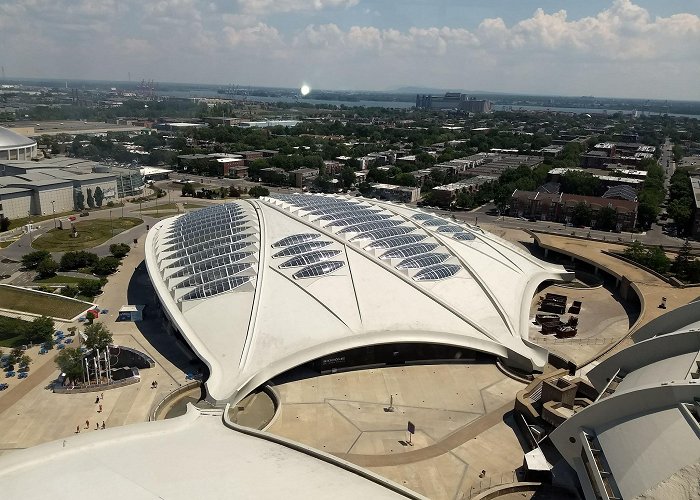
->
[{"left": 462, "top": 470, "right": 519, "bottom": 499}]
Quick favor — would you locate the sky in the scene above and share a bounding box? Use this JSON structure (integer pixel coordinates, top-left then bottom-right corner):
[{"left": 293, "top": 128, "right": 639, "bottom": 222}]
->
[{"left": 1, "top": 0, "right": 699, "bottom": 100}]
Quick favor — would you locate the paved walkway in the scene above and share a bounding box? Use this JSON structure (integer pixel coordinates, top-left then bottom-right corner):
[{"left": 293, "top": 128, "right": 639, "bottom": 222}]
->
[
  {"left": 335, "top": 401, "right": 514, "bottom": 467},
  {"left": 0, "top": 353, "right": 58, "bottom": 417},
  {"left": 531, "top": 231, "right": 700, "bottom": 364}
]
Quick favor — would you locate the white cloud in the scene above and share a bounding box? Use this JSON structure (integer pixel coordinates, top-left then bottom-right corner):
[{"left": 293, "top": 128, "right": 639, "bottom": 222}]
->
[
  {"left": 0, "top": 0, "right": 698, "bottom": 98},
  {"left": 237, "top": 0, "right": 359, "bottom": 15}
]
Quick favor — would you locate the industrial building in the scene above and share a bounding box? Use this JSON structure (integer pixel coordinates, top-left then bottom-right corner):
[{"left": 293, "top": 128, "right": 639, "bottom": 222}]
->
[
  {"left": 0, "top": 126, "right": 37, "bottom": 161},
  {"left": 415, "top": 93, "right": 493, "bottom": 113},
  {"left": 145, "top": 194, "right": 571, "bottom": 404},
  {"left": 0, "top": 157, "right": 143, "bottom": 219}
]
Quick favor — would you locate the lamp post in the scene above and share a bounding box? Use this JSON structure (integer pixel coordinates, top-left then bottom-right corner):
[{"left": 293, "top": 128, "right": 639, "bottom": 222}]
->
[
  {"left": 109, "top": 210, "right": 113, "bottom": 238},
  {"left": 51, "top": 200, "right": 56, "bottom": 229},
  {"left": 27, "top": 211, "right": 33, "bottom": 245}
]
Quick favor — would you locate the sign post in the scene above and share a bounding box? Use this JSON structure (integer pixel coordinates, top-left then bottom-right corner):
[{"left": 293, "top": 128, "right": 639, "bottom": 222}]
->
[{"left": 407, "top": 421, "right": 415, "bottom": 446}]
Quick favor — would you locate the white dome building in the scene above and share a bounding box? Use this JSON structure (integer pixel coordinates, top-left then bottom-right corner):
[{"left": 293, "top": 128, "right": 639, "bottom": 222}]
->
[
  {"left": 0, "top": 126, "right": 37, "bottom": 160},
  {"left": 146, "top": 194, "right": 572, "bottom": 404}
]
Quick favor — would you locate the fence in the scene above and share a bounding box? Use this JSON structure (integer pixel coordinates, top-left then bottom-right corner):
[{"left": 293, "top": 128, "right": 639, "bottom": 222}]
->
[
  {"left": 462, "top": 470, "right": 519, "bottom": 499},
  {"left": 532, "top": 336, "right": 619, "bottom": 346}
]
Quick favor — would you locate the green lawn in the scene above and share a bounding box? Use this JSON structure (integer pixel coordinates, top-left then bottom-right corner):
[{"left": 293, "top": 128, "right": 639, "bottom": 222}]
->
[
  {"left": 9, "top": 204, "right": 125, "bottom": 230},
  {"left": 0, "top": 240, "right": 16, "bottom": 248},
  {"left": 32, "top": 217, "right": 143, "bottom": 251},
  {"left": 0, "top": 285, "right": 93, "bottom": 320},
  {"left": 34, "top": 275, "right": 99, "bottom": 285}
]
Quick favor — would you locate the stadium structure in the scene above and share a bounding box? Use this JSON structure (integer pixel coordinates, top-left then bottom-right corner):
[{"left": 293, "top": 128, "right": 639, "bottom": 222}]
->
[
  {"left": 0, "top": 126, "right": 37, "bottom": 160},
  {"left": 145, "top": 193, "right": 572, "bottom": 404}
]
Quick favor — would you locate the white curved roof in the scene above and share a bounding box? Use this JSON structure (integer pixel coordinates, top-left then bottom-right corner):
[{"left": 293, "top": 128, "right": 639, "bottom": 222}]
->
[
  {"left": 0, "top": 126, "right": 36, "bottom": 149},
  {"left": 145, "top": 194, "right": 570, "bottom": 403},
  {"left": 0, "top": 406, "right": 412, "bottom": 500}
]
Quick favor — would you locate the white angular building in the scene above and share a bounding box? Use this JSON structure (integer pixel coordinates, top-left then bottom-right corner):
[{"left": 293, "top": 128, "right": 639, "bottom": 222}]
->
[{"left": 145, "top": 194, "right": 571, "bottom": 404}]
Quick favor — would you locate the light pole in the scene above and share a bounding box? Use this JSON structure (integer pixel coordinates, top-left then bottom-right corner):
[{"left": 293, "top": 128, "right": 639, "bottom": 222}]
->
[
  {"left": 27, "top": 211, "right": 33, "bottom": 245},
  {"left": 51, "top": 200, "right": 56, "bottom": 229},
  {"left": 109, "top": 210, "right": 113, "bottom": 239}
]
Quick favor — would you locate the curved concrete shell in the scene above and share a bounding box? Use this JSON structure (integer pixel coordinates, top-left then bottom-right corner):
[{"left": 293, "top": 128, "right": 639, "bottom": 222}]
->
[{"left": 145, "top": 194, "right": 571, "bottom": 403}]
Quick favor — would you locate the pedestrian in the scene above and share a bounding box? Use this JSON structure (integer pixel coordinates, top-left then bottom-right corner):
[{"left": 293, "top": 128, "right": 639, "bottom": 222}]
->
[
  {"left": 76, "top": 425, "right": 80, "bottom": 434},
  {"left": 100, "top": 392, "right": 104, "bottom": 401},
  {"left": 95, "top": 422, "right": 99, "bottom": 430},
  {"left": 98, "top": 404, "right": 102, "bottom": 413},
  {"left": 101, "top": 421, "right": 106, "bottom": 429},
  {"left": 85, "top": 419, "right": 89, "bottom": 429},
  {"left": 95, "top": 396, "right": 100, "bottom": 404}
]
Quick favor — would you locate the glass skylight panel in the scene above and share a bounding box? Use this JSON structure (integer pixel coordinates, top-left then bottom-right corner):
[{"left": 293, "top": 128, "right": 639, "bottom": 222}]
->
[
  {"left": 180, "top": 276, "right": 252, "bottom": 301},
  {"left": 272, "top": 233, "right": 320, "bottom": 248},
  {"left": 327, "top": 213, "right": 393, "bottom": 227},
  {"left": 175, "top": 263, "right": 253, "bottom": 289},
  {"left": 412, "top": 213, "right": 436, "bottom": 220},
  {"left": 164, "top": 232, "right": 250, "bottom": 252},
  {"left": 453, "top": 232, "right": 476, "bottom": 241},
  {"left": 413, "top": 264, "right": 462, "bottom": 281},
  {"left": 279, "top": 249, "right": 341, "bottom": 268},
  {"left": 380, "top": 243, "right": 439, "bottom": 259},
  {"left": 169, "top": 224, "right": 250, "bottom": 244},
  {"left": 365, "top": 234, "right": 427, "bottom": 250},
  {"left": 307, "top": 204, "right": 365, "bottom": 216},
  {"left": 292, "top": 261, "right": 345, "bottom": 280},
  {"left": 337, "top": 219, "right": 404, "bottom": 234},
  {"left": 437, "top": 225, "right": 464, "bottom": 233},
  {"left": 169, "top": 242, "right": 254, "bottom": 268},
  {"left": 169, "top": 254, "right": 254, "bottom": 279},
  {"left": 396, "top": 253, "right": 450, "bottom": 269},
  {"left": 168, "top": 232, "right": 250, "bottom": 259},
  {"left": 422, "top": 218, "right": 451, "bottom": 227},
  {"left": 272, "top": 241, "right": 332, "bottom": 258},
  {"left": 350, "top": 226, "right": 416, "bottom": 242},
  {"left": 314, "top": 209, "right": 379, "bottom": 221}
]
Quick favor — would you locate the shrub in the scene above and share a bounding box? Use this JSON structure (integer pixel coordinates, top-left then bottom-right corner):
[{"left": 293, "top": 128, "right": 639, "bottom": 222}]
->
[
  {"left": 109, "top": 243, "right": 130, "bottom": 259},
  {"left": 22, "top": 250, "right": 50, "bottom": 270},
  {"left": 92, "top": 256, "right": 120, "bottom": 276}
]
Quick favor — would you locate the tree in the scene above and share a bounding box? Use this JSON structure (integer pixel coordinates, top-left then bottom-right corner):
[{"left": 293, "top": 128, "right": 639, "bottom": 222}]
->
[
  {"left": 181, "top": 183, "right": 196, "bottom": 197},
  {"left": 86, "top": 310, "right": 96, "bottom": 325},
  {"left": 83, "top": 322, "right": 113, "bottom": 351},
  {"left": 21, "top": 250, "right": 51, "bottom": 270},
  {"left": 75, "top": 191, "right": 85, "bottom": 210},
  {"left": 86, "top": 188, "right": 95, "bottom": 209},
  {"left": 23, "top": 316, "right": 54, "bottom": 345},
  {"left": 55, "top": 347, "right": 85, "bottom": 382},
  {"left": 61, "top": 284, "right": 78, "bottom": 298},
  {"left": 60, "top": 250, "right": 99, "bottom": 271},
  {"left": 77, "top": 279, "right": 102, "bottom": 298},
  {"left": 668, "top": 198, "right": 693, "bottom": 236},
  {"left": 94, "top": 186, "right": 104, "bottom": 207},
  {"left": 249, "top": 185, "right": 270, "bottom": 198},
  {"left": 109, "top": 243, "right": 130, "bottom": 259},
  {"left": 228, "top": 186, "right": 241, "bottom": 197},
  {"left": 36, "top": 256, "right": 59, "bottom": 278},
  {"left": 19, "top": 354, "right": 32, "bottom": 368},
  {"left": 596, "top": 206, "right": 618, "bottom": 231},
  {"left": 0, "top": 216, "right": 10, "bottom": 232},
  {"left": 92, "top": 256, "right": 120, "bottom": 276},
  {"left": 571, "top": 202, "right": 592, "bottom": 227},
  {"left": 673, "top": 240, "right": 693, "bottom": 280},
  {"left": 339, "top": 166, "right": 356, "bottom": 189}
]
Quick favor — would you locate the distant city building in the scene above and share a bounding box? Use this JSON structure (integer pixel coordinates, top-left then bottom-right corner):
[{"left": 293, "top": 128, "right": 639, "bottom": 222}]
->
[
  {"left": 415, "top": 93, "right": 493, "bottom": 113},
  {"left": 370, "top": 183, "right": 421, "bottom": 203},
  {"left": 289, "top": 167, "right": 319, "bottom": 188},
  {"left": 0, "top": 157, "right": 144, "bottom": 219},
  {"left": 510, "top": 190, "right": 638, "bottom": 230}
]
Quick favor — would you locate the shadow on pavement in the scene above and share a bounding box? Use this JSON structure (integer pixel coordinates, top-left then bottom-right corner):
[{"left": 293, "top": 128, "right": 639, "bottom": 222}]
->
[{"left": 126, "top": 259, "right": 200, "bottom": 375}]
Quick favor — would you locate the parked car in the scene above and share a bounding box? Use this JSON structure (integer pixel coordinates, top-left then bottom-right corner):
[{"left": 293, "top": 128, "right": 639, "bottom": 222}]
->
[{"left": 0, "top": 383, "right": 8, "bottom": 390}]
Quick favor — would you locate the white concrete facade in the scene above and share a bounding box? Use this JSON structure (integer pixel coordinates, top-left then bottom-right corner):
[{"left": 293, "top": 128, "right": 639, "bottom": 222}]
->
[
  {"left": 146, "top": 194, "right": 571, "bottom": 404},
  {"left": 0, "top": 126, "right": 37, "bottom": 161},
  {"left": 550, "top": 326, "right": 700, "bottom": 500}
]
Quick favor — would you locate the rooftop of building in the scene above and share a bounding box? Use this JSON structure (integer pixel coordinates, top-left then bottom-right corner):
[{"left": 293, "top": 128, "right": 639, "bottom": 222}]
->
[{"left": 0, "top": 126, "right": 36, "bottom": 149}]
